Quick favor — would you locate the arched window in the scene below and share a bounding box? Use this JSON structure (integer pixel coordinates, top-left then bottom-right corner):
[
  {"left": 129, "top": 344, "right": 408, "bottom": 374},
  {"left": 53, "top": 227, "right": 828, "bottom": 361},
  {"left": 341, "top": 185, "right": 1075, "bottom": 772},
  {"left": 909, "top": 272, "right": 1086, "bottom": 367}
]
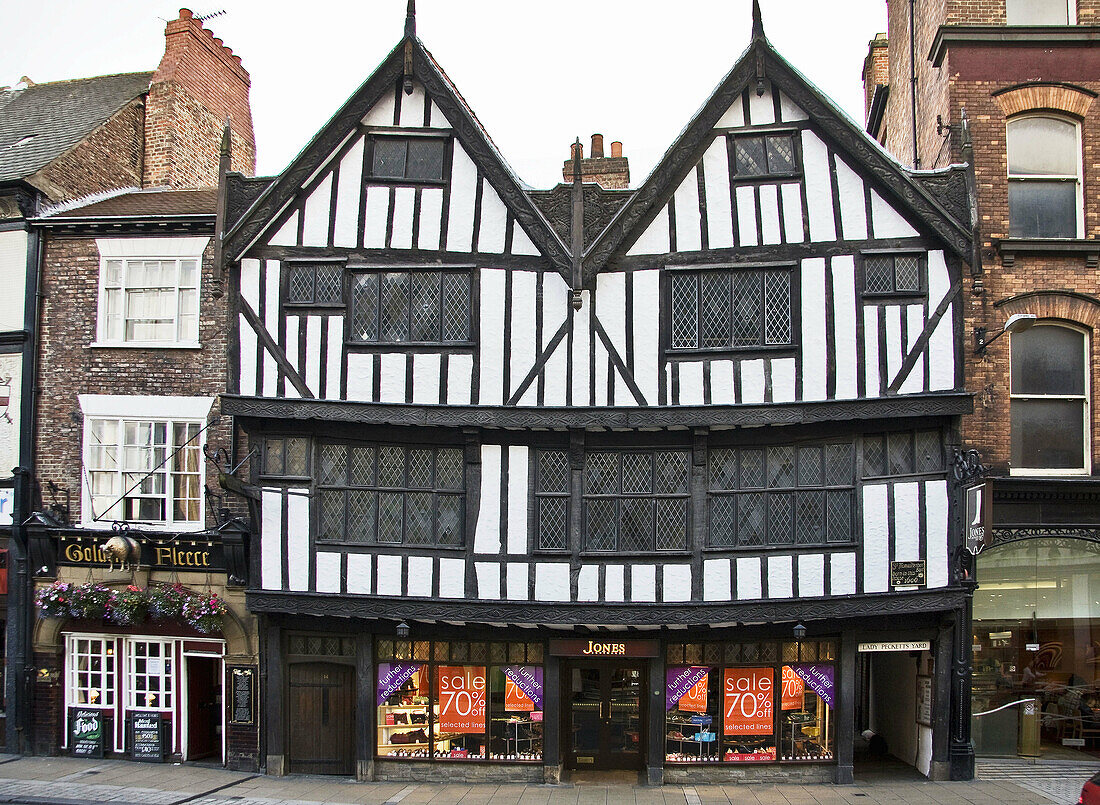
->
[
  {"left": 1006, "top": 0, "right": 1073, "bottom": 25},
  {"left": 1007, "top": 116, "right": 1081, "bottom": 238},
  {"left": 1010, "top": 323, "right": 1089, "bottom": 473}
]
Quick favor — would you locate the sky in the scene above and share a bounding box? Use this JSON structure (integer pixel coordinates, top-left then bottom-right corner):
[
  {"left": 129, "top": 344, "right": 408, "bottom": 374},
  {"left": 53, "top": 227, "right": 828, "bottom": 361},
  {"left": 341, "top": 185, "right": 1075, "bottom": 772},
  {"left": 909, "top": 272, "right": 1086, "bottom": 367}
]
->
[{"left": 0, "top": 1, "right": 888, "bottom": 190}]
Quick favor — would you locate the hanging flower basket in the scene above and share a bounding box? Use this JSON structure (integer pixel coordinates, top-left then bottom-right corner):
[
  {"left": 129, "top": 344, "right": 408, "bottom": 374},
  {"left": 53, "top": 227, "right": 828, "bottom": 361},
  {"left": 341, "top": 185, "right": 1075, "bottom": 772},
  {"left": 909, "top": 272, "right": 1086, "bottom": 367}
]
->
[{"left": 35, "top": 581, "right": 226, "bottom": 634}]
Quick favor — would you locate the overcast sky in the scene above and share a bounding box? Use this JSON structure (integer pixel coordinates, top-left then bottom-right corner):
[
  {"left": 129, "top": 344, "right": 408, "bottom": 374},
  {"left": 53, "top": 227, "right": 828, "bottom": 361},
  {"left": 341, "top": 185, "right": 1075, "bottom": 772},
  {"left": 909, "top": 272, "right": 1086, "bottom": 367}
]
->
[{"left": 1, "top": 1, "right": 888, "bottom": 189}]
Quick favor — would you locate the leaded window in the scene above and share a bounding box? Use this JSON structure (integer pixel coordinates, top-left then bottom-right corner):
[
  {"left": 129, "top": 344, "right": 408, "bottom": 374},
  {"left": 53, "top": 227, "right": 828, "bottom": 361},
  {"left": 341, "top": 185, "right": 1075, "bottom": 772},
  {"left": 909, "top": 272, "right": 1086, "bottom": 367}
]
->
[
  {"left": 349, "top": 271, "right": 471, "bottom": 343},
  {"left": 368, "top": 135, "right": 448, "bottom": 182},
  {"left": 286, "top": 263, "right": 343, "bottom": 305},
  {"left": 730, "top": 133, "right": 798, "bottom": 178},
  {"left": 535, "top": 450, "right": 570, "bottom": 551},
  {"left": 670, "top": 269, "right": 793, "bottom": 350},
  {"left": 708, "top": 443, "right": 854, "bottom": 547},
  {"left": 861, "top": 253, "right": 923, "bottom": 296},
  {"left": 862, "top": 430, "right": 944, "bottom": 477},
  {"left": 262, "top": 436, "right": 310, "bottom": 477},
  {"left": 583, "top": 450, "right": 690, "bottom": 552},
  {"left": 317, "top": 442, "right": 465, "bottom": 545}
]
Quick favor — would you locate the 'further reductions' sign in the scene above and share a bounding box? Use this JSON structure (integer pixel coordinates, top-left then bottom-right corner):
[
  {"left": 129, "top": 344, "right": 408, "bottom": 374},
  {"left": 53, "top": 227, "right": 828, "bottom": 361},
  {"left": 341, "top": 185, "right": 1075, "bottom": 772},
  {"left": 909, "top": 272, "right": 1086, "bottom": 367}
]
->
[
  {"left": 437, "top": 666, "right": 486, "bottom": 733},
  {"left": 130, "top": 711, "right": 164, "bottom": 761},
  {"left": 723, "top": 668, "right": 773, "bottom": 735},
  {"left": 70, "top": 708, "right": 104, "bottom": 758}
]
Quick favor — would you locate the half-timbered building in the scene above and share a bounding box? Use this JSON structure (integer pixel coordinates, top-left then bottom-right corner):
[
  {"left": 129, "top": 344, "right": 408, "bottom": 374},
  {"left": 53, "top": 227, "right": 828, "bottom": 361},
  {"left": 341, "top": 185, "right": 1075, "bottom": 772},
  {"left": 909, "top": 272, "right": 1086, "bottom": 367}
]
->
[{"left": 223, "top": 4, "right": 975, "bottom": 785}]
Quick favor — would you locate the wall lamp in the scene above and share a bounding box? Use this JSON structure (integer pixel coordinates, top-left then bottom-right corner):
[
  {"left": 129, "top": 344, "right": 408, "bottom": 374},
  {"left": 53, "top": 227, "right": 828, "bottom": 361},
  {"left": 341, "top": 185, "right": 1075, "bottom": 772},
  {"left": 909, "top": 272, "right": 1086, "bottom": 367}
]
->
[
  {"left": 396, "top": 621, "right": 410, "bottom": 638},
  {"left": 793, "top": 622, "right": 807, "bottom": 642},
  {"left": 974, "top": 313, "right": 1037, "bottom": 355}
]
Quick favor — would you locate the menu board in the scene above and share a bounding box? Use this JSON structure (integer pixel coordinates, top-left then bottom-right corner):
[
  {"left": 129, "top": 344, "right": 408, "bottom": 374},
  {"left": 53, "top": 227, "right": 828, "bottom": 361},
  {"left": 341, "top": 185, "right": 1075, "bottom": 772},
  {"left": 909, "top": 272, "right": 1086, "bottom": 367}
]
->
[
  {"left": 130, "top": 711, "right": 164, "bottom": 761},
  {"left": 70, "top": 708, "right": 104, "bottom": 758},
  {"left": 229, "top": 666, "right": 255, "bottom": 725}
]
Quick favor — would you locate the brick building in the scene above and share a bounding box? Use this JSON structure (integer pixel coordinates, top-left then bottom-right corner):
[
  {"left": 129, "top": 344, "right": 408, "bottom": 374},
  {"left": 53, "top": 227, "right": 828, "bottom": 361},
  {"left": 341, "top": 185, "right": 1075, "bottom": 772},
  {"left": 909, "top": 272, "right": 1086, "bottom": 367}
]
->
[
  {"left": 866, "top": 0, "right": 1100, "bottom": 768},
  {"left": 4, "top": 9, "right": 260, "bottom": 768}
]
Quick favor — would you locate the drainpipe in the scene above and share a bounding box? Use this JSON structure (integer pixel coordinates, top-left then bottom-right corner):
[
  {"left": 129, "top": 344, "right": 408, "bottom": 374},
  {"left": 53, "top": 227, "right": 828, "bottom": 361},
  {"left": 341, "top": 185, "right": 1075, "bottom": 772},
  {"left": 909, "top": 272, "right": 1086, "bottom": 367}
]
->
[{"left": 910, "top": 0, "right": 921, "bottom": 169}]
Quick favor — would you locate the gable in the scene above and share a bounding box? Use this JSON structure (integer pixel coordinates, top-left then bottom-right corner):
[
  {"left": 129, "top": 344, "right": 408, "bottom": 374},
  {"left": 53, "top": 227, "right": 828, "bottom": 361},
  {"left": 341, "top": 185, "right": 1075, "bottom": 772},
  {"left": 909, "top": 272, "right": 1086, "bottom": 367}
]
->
[{"left": 226, "top": 40, "right": 567, "bottom": 274}]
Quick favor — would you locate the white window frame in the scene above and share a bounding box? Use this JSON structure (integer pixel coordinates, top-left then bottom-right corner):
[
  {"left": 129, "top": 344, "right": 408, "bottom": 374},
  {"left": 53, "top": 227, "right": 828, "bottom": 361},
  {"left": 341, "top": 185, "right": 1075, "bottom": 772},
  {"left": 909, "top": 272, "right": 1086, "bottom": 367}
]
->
[
  {"left": 1006, "top": 0, "right": 1075, "bottom": 24},
  {"left": 64, "top": 634, "right": 117, "bottom": 709},
  {"left": 1010, "top": 323, "right": 1091, "bottom": 476},
  {"left": 78, "top": 395, "right": 214, "bottom": 531},
  {"left": 1007, "top": 115, "right": 1083, "bottom": 239},
  {"left": 93, "top": 237, "right": 208, "bottom": 348},
  {"left": 125, "top": 637, "right": 175, "bottom": 712}
]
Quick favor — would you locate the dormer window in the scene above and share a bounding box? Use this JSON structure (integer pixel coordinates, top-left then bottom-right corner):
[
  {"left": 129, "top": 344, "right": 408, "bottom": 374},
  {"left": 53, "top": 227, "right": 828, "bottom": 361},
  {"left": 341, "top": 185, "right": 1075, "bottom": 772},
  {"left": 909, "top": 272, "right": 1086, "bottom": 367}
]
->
[{"left": 729, "top": 133, "right": 798, "bottom": 179}]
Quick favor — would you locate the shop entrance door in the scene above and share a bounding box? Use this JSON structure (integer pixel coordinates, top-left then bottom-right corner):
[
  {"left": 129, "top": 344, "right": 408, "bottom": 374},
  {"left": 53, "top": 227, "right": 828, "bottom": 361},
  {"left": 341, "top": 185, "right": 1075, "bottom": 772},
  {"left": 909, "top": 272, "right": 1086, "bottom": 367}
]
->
[
  {"left": 185, "top": 655, "right": 221, "bottom": 761},
  {"left": 288, "top": 663, "right": 355, "bottom": 775},
  {"left": 566, "top": 663, "right": 645, "bottom": 770}
]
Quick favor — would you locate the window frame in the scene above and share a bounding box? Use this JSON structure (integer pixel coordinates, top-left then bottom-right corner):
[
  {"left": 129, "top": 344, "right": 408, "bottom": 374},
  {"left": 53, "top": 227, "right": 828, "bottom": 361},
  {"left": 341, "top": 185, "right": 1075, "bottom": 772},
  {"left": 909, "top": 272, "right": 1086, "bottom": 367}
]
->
[
  {"left": 345, "top": 267, "right": 476, "bottom": 348},
  {"left": 125, "top": 638, "right": 175, "bottom": 712},
  {"left": 314, "top": 439, "right": 468, "bottom": 548},
  {"left": 283, "top": 259, "right": 347, "bottom": 310},
  {"left": 1009, "top": 322, "right": 1091, "bottom": 476},
  {"left": 533, "top": 448, "right": 572, "bottom": 554},
  {"left": 858, "top": 250, "right": 926, "bottom": 299},
  {"left": 1006, "top": 114, "right": 1083, "bottom": 239},
  {"left": 94, "top": 253, "right": 203, "bottom": 349},
  {"left": 1005, "top": 0, "right": 1075, "bottom": 25},
  {"left": 665, "top": 263, "right": 798, "bottom": 356},
  {"left": 726, "top": 131, "right": 803, "bottom": 182},
  {"left": 364, "top": 130, "right": 453, "bottom": 186},
  {"left": 65, "top": 634, "right": 117, "bottom": 709}
]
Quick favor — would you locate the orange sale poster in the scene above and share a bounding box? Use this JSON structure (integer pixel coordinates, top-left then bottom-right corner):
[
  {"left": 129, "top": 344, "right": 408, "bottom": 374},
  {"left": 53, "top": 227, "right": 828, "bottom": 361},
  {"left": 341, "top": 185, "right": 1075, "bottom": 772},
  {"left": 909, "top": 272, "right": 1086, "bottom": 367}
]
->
[
  {"left": 437, "top": 666, "right": 486, "bottom": 733},
  {"left": 679, "top": 674, "right": 709, "bottom": 713},
  {"left": 781, "top": 665, "right": 805, "bottom": 710},
  {"left": 723, "top": 667, "right": 774, "bottom": 734},
  {"left": 505, "top": 676, "right": 534, "bottom": 711}
]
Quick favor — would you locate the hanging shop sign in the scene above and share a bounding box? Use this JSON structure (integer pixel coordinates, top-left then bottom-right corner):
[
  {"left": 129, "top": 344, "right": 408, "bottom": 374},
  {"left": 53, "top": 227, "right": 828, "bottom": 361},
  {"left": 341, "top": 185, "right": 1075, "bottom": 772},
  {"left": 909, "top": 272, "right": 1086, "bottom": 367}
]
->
[
  {"left": 130, "top": 711, "right": 165, "bottom": 761},
  {"left": 548, "top": 639, "right": 660, "bottom": 657},
  {"left": 59, "top": 535, "right": 224, "bottom": 571},
  {"left": 964, "top": 483, "right": 991, "bottom": 556},
  {"left": 890, "top": 560, "right": 926, "bottom": 588},
  {"left": 436, "top": 665, "right": 486, "bottom": 733},
  {"left": 69, "top": 708, "right": 104, "bottom": 758},
  {"left": 858, "top": 641, "right": 931, "bottom": 653},
  {"left": 228, "top": 666, "right": 255, "bottom": 725}
]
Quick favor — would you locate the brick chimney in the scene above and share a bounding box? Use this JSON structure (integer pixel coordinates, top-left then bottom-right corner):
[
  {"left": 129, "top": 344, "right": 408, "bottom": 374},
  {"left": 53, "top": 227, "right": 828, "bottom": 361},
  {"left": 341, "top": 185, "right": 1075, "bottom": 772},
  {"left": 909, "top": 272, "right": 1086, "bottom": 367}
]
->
[
  {"left": 143, "top": 8, "right": 256, "bottom": 188},
  {"left": 862, "top": 32, "right": 889, "bottom": 122},
  {"left": 562, "top": 134, "right": 630, "bottom": 189}
]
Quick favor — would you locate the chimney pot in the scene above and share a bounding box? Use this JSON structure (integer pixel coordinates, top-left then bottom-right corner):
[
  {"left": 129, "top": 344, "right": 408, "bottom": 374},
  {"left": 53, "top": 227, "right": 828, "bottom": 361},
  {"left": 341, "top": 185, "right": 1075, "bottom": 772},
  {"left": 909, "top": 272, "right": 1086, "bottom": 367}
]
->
[
  {"left": 610, "top": 141, "right": 622, "bottom": 158},
  {"left": 179, "top": 8, "right": 193, "bottom": 19},
  {"left": 570, "top": 141, "right": 583, "bottom": 160},
  {"left": 591, "top": 133, "right": 604, "bottom": 158},
  {"left": 214, "top": 38, "right": 223, "bottom": 47}
]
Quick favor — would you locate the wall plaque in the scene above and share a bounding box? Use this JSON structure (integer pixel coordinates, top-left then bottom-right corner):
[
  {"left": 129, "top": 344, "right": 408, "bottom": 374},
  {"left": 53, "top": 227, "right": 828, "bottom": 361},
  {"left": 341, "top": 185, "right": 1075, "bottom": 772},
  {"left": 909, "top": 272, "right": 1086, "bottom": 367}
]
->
[
  {"left": 858, "top": 641, "right": 931, "bottom": 653},
  {"left": 890, "top": 560, "right": 926, "bottom": 588},
  {"left": 130, "top": 710, "right": 164, "bottom": 762},
  {"left": 229, "top": 666, "right": 255, "bottom": 725}
]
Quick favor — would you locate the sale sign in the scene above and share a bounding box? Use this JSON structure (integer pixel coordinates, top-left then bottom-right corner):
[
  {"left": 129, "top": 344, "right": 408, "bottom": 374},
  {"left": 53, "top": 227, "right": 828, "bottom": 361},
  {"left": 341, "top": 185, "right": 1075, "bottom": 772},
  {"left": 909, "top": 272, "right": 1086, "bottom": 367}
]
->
[
  {"left": 680, "top": 674, "right": 709, "bottom": 713},
  {"left": 437, "top": 666, "right": 486, "bottom": 733},
  {"left": 781, "top": 665, "right": 805, "bottom": 710},
  {"left": 723, "top": 667, "right": 774, "bottom": 735}
]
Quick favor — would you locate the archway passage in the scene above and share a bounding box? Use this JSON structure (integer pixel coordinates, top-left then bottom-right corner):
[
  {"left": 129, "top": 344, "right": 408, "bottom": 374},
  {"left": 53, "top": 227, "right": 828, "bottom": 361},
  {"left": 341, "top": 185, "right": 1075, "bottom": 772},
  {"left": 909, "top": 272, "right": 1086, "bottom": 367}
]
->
[
  {"left": 288, "top": 662, "right": 355, "bottom": 775},
  {"left": 973, "top": 537, "right": 1100, "bottom": 759}
]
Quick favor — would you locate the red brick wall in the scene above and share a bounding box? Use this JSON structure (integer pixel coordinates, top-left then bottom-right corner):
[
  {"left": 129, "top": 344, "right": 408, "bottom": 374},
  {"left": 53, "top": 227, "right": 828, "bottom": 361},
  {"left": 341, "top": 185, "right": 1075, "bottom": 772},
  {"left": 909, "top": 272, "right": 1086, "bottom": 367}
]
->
[
  {"left": 35, "top": 100, "right": 145, "bottom": 204},
  {"left": 33, "top": 235, "right": 231, "bottom": 523},
  {"left": 31, "top": 650, "right": 62, "bottom": 756},
  {"left": 143, "top": 8, "right": 255, "bottom": 187}
]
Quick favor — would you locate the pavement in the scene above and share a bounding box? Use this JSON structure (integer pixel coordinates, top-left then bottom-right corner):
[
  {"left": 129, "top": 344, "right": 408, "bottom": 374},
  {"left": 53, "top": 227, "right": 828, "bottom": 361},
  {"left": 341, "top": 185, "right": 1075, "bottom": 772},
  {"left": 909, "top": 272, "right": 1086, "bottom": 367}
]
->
[{"left": 0, "top": 755, "right": 1090, "bottom": 805}]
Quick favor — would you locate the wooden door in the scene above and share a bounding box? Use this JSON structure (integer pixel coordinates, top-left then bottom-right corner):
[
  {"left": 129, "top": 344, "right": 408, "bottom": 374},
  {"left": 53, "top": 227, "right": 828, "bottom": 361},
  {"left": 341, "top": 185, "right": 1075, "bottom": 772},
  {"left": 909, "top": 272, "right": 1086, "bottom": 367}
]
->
[
  {"left": 186, "top": 656, "right": 220, "bottom": 760},
  {"left": 288, "top": 662, "right": 355, "bottom": 775}
]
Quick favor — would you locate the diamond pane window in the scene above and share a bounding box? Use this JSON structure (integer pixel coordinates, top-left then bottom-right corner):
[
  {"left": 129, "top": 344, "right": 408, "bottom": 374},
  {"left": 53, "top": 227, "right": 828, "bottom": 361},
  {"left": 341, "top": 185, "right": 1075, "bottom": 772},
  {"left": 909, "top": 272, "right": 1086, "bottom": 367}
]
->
[
  {"left": 349, "top": 271, "right": 470, "bottom": 343},
  {"left": 536, "top": 450, "right": 570, "bottom": 551},
  {"left": 582, "top": 450, "right": 690, "bottom": 552},
  {"left": 286, "top": 263, "right": 344, "bottom": 305},
  {"left": 731, "top": 134, "right": 798, "bottom": 177},
  {"left": 316, "top": 443, "right": 465, "bottom": 545},
  {"left": 861, "top": 254, "right": 924, "bottom": 295},
  {"left": 670, "top": 269, "right": 793, "bottom": 350},
  {"left": 369, "top": 136, "right": 447, "bottom": 182}
]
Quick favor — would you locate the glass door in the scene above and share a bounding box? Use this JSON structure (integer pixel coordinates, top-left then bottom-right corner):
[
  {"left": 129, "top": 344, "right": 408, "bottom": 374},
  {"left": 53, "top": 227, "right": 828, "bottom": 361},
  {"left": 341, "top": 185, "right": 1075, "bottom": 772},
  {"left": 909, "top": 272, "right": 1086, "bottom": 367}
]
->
[{"left": 567, "top": 663, "right": 645, "bottom": 769}]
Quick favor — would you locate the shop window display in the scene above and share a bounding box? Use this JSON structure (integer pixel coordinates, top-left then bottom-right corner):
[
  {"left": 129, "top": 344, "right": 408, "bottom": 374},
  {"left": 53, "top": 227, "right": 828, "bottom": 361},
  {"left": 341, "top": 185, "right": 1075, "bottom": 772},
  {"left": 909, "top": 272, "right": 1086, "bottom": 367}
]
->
[
  {"left": 665, "top": 640, "right": 835, "bottom": 764},
  {"left": 376, "top": 639, "right": 543, "bottom": 763}
]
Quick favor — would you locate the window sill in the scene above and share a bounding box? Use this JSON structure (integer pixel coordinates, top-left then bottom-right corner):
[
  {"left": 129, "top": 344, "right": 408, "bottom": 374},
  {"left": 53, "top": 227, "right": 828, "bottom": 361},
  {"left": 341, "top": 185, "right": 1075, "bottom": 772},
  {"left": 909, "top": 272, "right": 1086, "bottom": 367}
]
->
[
  {"left": 314, "top": 540, "right": 467, "bottom": 551},
  {"left": 345, "top": 341, "right": 476, "bottom": 351},
  {"left": 87, "top": 341, "right": 201, "bottom": 350},
  {"left": 78, "top": 520, "right": 207, "bottom": 533},
  {"left": 666, "top": 346, "right": 797, "bottom": 361},
  {"left": 995, "top": 238, "right": 1098, "bottom": 268},
  {"left": 578, "top": 550, "right": 693, "bottom": 558},
  {"left": 702, "top": 543, "right": 857, "bottom": 553},
  {"left": 1008, "top": 467, "right": 1091, "bottom": 477}
]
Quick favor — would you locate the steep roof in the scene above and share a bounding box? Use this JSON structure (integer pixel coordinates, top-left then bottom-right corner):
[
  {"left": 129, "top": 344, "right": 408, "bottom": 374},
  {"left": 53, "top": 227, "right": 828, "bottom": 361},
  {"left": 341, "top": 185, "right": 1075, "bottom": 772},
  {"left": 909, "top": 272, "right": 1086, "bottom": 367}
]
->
[
  {"left": 40, "top": 187, "right": 217, "bottom": 219},
  {"left": 0, "top": 72, "right": 152, "bottom": 185},
  {"left": 582, "top": 29, "right": 973, "bottom": 277}
]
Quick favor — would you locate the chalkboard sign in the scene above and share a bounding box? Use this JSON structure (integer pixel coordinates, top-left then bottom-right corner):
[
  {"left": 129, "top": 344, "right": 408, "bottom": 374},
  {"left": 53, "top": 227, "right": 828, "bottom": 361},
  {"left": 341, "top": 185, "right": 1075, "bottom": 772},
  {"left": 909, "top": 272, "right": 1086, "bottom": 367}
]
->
[
  {"left": 229, "top": 666, "right": 255, "bottom": 725},
  {"left": 70, "top": 708, "right": 104, "bottom": 758},
  {"left": 130, "top": 711, "right": 164, "bottom": 761}
]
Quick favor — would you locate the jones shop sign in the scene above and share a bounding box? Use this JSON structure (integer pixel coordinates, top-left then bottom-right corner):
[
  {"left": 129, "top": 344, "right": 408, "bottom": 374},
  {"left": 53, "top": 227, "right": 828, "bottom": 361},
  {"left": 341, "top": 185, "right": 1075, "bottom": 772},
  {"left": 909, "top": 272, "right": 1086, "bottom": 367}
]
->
[{"left": 59, "top": 535, "right": 224, "bottom": 571}]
